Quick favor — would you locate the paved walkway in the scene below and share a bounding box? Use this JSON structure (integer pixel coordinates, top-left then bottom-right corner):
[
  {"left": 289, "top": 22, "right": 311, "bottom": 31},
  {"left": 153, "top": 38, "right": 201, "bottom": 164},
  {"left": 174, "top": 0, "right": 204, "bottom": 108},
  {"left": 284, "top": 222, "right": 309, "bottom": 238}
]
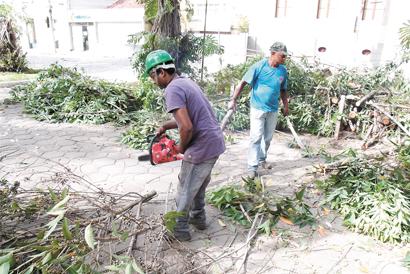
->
[
  {"left": 1, "top": 87, "right": 408, "bottom": 273},
  {"left": 26, "top": 49, "right": 137, "bottom": 83}
]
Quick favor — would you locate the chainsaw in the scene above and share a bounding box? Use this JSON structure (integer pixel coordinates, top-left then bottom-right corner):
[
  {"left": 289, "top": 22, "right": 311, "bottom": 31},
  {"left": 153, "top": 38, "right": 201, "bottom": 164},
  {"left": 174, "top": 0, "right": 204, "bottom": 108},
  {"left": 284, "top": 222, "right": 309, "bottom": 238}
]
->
[{"left": 137, "top": 134, "right": 183, "bottom": 165}]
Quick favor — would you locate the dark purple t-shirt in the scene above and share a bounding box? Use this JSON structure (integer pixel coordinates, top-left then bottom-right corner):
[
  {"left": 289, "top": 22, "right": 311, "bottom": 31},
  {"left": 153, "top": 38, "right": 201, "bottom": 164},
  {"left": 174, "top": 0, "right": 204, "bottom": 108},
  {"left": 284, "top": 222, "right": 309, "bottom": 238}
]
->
[{"left": 164, "top": 76, "right": 226, "bottom": 163}]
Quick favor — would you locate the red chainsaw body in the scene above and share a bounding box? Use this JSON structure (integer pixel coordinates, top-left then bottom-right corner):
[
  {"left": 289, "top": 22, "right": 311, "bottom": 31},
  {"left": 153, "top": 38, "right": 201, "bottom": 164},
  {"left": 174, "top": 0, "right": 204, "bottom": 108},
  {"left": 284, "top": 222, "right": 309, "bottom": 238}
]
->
[{"left": 151, "top": 137, "right": 183, "bottom": 164}]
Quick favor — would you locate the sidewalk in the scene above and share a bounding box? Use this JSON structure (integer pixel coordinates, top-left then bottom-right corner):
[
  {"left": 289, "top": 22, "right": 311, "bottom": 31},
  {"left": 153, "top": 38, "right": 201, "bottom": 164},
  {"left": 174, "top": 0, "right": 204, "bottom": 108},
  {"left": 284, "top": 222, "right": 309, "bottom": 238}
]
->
[
  {"left": 1, "top": 87, "right": 408, "bottom": 273},
  {"left": 25, "top": 49, "right": 137, "bottom": 83}
]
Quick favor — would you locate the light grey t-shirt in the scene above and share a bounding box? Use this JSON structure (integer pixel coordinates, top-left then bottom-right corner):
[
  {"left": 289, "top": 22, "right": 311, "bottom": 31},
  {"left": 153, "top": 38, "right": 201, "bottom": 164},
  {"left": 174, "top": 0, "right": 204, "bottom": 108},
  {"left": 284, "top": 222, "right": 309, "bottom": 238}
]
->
[{"left": 164, "top": 76, "right": 226, "bottom": 163}]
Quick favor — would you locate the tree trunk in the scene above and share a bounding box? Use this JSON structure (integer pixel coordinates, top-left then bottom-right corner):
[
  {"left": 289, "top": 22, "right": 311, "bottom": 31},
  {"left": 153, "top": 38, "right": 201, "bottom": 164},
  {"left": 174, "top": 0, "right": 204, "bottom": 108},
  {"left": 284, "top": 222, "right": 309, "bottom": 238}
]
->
[
  {"left": 151, "top": 0, "right": 181, "bottom": 67},
  {"left": 152, "top": 0, "right": 181, "bottom": 39},
  {"left": 48, "top": 0, "right": 57, "bottom": 53}
]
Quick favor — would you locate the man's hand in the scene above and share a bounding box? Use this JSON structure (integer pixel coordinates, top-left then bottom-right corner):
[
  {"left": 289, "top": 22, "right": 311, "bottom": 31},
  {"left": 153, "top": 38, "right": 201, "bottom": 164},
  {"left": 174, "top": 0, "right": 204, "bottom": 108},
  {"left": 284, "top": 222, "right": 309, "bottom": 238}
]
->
[
  {"left": 283, "top": 106, "right": 290, "bottom": 116},
  {"left": 155, "top": 125, "right": 167, "bottom": 139},
  {"left": 176, "top": 145, "right": 185, "bottom": 154}
]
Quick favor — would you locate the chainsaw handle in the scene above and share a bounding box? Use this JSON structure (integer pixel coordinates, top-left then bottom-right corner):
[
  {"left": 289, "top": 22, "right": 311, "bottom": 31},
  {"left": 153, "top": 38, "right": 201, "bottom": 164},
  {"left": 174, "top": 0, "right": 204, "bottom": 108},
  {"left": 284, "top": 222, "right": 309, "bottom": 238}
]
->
[{"left": 148, "top": 134, "right": 171, "bottom": 165}]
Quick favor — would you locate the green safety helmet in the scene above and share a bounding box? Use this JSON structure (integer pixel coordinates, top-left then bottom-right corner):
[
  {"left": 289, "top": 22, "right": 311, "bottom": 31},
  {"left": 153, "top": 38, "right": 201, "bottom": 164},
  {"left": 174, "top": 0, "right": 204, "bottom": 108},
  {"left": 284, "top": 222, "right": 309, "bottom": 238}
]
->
[{"left": 143, "top": 49, "right": 175, "bottom": 77}]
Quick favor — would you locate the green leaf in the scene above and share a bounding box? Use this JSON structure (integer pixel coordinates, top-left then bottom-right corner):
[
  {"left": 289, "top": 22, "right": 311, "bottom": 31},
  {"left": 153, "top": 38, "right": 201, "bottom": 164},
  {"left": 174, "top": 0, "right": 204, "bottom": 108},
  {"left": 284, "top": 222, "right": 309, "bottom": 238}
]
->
[
  {"left": 132, "top": 261, "right": 145, "bottom": 274},
  {"left": 42, "top": 252, "right": 52, "bottom": 265},
  {"left": 0, "top": 249, "right": 14, "bottom": 253},
  {"left": 165, "top": 222, "right": 175, "bottom": 233},
  {"left": 37, "top": 229, "right": 45, "bottom": 240},
  {"left": 0, "top": 253, "right": 12, "bottom": 264},
  {"left": 62, "top": 217, "right": 73, "bottom": 240},
  {"left": 62, "top": 188, "right": 68, "bottom": 199},
  {"left": 22, "top": 266, "right": 34, "bottom": 274},
  {"left": 51, "top": 255, "right": 68, "bottom": 264},
  {"left": 112, "top": 254, "right": 132, "bottom": 262},
  {"left": 48, "top": 187, "right": 60, "bottom": 202},
  {"left": 257, "top": 220, "right": 271, "bottom": 237},
  {"left": 112, "top": 221, "right": 119, "bottom": 237},
  {"left": 85, "top": 224, "right": 94, "bottom": 250},
  {"left": 51, "top": 195, "right": 70, "bottom": 211},
  {"left": 400, "top": 251, "right": 410, "bottom": 263},
  {"left": 44, "top": 212, "right": 64, "bottom": 239},
  {"left": 121, "top": 231, "right": 130, "bottom": 242},
  {"left": 11, "top": 201, "right": 21, "bottom": 210},
  {"left": 52, "top": 239, "right": 59, "bottom": 248},
  {"left": 31, "top": 246, "right": 52, "bottom": 252},
  {"left": 125, "top": 264, "right": 132, "bottom": 274},
  {"left": 0, "top": 262, "right": 10, "bottom": 274},
  {"left": 296, "top": 188, "right": 305, "bottom": 201},
  {"left": 61, "top": 263, "right": 79, "bottom": 274},
  {"left": 104, "top": 265, "right": 126, "bottom": 271},
  {"left": 163, "top": 211, "right": 185, "bottom": 219}
]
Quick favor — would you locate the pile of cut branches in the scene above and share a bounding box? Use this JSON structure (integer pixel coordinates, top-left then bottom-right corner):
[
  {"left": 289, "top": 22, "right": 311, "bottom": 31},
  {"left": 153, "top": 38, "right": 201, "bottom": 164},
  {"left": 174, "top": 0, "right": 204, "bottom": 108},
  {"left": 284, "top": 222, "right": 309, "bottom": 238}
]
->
[
  {"left": 9, "top": 63, "right": 142, "bottom": 125},
  {"left": 206, "top": 53, "right": 410, "bottom": 146},
  {"left": 282, "top": 56, "right": 410, "bottom": 143},
  {"left": 206, "top": 177, "right": 318, "bottom": 236},
  {"left": 316, "top": 144, "right": 410, "bottom": 244},
  {"left": 0, "top": 169, "right": 189, "bottom": 273}
]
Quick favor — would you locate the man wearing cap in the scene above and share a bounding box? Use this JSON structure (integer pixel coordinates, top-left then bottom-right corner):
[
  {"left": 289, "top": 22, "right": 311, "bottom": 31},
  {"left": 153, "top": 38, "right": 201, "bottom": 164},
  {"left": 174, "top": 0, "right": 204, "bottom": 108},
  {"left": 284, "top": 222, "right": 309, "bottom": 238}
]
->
[
  {"left": 145, "top": 49, "right": 226, "bottom": 241},
  {"left": 228, "top": 41, "right": 290, "bottom": 179}
]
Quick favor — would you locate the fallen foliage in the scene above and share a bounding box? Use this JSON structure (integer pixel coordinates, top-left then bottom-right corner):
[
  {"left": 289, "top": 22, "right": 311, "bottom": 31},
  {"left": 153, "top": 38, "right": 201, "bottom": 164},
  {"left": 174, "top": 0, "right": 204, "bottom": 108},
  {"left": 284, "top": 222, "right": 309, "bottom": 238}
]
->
[
  {"left": 206, "top": 176, "right": 318, "bottom": 236},
  {"left": 0, "top": 169, "right": 191, "bottom": 273},
  {"left": 316, "top": 144, "right": 410, "bottom": 244},
  {"left": 8, "top": 63, "right": 140, "bottom": 125}
]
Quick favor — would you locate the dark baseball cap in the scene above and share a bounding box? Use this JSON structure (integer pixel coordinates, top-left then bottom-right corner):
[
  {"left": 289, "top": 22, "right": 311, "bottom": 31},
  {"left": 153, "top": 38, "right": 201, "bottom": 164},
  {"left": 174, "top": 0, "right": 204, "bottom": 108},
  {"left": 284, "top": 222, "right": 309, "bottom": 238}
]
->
[{"left": 269, "top": 42, "right": 290, "bottom": 56}]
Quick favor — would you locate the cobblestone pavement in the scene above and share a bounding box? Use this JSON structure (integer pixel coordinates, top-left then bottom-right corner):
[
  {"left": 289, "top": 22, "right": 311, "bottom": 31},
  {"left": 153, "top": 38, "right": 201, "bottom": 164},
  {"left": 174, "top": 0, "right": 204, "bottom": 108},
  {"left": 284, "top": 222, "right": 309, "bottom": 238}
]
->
[
  {"left": 1, "top": 86, "right": 409, "bottom": 273},
  {"left": 26, "top": 49, "right": 137, "bottom": 83}
]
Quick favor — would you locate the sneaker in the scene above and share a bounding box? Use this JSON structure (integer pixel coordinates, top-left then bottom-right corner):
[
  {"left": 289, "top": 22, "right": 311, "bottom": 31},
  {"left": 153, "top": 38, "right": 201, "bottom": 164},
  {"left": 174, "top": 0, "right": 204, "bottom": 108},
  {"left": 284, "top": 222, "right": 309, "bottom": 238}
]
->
[
  {"left": 188, "top": 218, "right": 207, "bottom": 230},
  {"left": 247, "top": 170, "right": 257, "bottom": 179},
  {"left": 259, "top": 162, "right": 273, "bottom": 169},
  {"left": 164, "top": 230, "right": 191, "bottom": 242}
]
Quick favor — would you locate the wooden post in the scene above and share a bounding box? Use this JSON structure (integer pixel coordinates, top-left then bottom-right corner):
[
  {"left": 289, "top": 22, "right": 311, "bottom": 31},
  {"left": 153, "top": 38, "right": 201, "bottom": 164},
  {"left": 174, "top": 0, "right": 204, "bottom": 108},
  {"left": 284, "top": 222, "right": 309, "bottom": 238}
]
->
[{"left": 334, "top": 95, "right": 345, "bottom": 140}]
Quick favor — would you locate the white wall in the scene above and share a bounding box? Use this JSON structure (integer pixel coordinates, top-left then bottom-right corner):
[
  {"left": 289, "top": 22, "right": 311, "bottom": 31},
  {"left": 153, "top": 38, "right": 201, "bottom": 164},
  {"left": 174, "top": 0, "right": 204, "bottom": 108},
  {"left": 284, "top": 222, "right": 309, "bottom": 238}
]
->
[
  {"left": 246, "top": 0, "right": 409, "bottom": 69},
  {"left": 18, "top": 0, "right": 145, "bottom": 57},
  {"left": 68, "top": 8, "right": 144, "bottom": 56},
  {"left": 196, "top": 33, "right": 248, "bottom": 74}
]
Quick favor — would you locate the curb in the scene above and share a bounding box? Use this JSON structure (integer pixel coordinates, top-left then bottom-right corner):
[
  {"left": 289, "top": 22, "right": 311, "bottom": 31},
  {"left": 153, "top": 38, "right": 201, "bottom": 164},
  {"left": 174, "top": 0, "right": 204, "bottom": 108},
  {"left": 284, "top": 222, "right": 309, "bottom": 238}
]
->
[{"left": 0, "top": 80, "right": 31, "bottom": 88}]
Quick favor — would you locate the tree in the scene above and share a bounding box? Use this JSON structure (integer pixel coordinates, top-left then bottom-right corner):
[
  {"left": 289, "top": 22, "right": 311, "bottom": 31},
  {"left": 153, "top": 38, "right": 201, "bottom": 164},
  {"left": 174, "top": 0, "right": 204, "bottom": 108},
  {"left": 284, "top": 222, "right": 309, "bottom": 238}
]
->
[
  {"left": 130, "top": 0, "right": 223, "bottom": 78},
  {"left": 398, "top": 20, "right": 410, "bottom": 62},
  {"left": 0, "top": 2, "right": 29, "bottom": 72}
]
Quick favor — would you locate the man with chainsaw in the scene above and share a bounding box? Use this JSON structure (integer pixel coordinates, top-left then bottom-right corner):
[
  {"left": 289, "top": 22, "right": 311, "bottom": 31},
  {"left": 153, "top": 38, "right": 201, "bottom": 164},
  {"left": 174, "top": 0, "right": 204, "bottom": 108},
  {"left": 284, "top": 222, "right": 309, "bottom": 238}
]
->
[
  {"left": 145, "top": 49, "right": 226, "bottom": 241},
  {"left": 228, "top": 42, "right": 290, "bottom": 179}
]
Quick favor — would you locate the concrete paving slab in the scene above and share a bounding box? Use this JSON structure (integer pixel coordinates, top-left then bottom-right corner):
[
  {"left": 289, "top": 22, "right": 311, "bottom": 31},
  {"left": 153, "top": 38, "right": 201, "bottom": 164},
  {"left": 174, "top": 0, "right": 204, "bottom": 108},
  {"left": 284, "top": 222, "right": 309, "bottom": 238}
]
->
[{"left": 1, "top": 86, "right": 409, "bottom": 273}]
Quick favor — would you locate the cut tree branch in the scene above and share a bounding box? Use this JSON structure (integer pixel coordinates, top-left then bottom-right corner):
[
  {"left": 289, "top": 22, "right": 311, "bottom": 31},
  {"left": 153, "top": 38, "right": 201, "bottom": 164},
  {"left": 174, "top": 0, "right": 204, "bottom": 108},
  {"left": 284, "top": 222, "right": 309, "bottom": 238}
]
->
[{"left": 367, "top": 101, "right": 410, "bottom": 138}]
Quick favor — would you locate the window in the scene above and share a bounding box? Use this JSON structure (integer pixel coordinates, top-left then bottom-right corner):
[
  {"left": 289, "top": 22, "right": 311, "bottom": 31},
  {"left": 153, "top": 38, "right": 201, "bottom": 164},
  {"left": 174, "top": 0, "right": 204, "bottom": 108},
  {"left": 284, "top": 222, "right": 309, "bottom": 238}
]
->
[
  {"left": 191, "top": 2, "right": 226, "bottom": 21},
  {"left": 317, "top": 0, "right": 337, "bottom": 19},
  {"left": 362, "top": 0, "right": 385, "bottom": 20},
  {"left": 275, "top": 0, "right": 287, "bottom": 18}
]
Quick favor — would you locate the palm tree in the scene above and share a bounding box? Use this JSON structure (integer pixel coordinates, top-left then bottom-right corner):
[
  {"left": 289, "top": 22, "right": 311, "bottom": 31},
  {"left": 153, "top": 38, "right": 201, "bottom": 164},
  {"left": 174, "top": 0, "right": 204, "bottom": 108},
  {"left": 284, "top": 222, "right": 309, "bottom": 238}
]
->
[{"left": 398, "top": 20, "right": 410, "bottom": 62}]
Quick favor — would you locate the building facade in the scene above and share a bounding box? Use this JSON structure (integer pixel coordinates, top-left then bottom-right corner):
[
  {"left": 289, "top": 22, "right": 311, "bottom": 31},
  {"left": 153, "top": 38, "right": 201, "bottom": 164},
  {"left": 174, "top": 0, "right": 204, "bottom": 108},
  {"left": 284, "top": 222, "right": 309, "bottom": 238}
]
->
[
  {"left": 19, "top": 0, "right": 144, "bottom": 57},
  {"left": 15, "top": 0, "right": 410, "bottom": 73},
  {"left": 182, "top": 0, "right": 409, "bottom": 72}
]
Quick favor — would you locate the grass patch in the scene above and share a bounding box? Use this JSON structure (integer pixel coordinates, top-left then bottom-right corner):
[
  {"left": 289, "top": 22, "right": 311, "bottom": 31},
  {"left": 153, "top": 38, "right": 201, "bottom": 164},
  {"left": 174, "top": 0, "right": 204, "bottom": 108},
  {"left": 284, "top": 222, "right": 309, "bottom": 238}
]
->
[{"left": 0, "top": 68, "right": 42, "bottom": 82}]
